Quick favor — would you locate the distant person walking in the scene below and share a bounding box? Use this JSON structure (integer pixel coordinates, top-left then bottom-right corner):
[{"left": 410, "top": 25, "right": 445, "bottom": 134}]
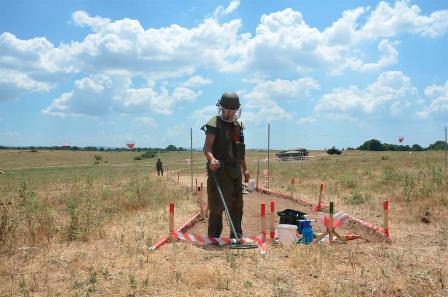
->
[{"left": 156, "top": 158, "right": 163, "bottom": 176}]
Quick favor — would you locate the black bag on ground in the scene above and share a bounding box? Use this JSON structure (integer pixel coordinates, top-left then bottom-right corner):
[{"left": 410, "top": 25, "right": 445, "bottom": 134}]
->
[{"left": 277, "top": 209, "right": 307, "bottom": 225}]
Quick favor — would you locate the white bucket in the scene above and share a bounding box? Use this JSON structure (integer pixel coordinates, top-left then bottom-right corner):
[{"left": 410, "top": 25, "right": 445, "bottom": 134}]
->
[
  {"left": 247, "top": 179, "right": 256, "bottom": 192},
  {"left": 276, "top": 224, "right": 298, "bottom": 245}
]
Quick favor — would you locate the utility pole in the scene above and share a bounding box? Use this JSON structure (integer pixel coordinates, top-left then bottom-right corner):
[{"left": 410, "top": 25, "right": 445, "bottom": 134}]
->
[
  {"left": 267, "top": 123, "right": 270, "bottom": 189},
  {"left": 445, "top": 126, "right": 447, "bottom": 175},
  {"left": 190, "top": 127, "right": 193, "bottom": 192}
]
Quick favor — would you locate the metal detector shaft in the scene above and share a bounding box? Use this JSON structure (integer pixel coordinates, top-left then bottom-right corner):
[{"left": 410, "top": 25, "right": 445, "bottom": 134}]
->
[{"left": 211, "top": 170, "right": 240, "bottom": 241}]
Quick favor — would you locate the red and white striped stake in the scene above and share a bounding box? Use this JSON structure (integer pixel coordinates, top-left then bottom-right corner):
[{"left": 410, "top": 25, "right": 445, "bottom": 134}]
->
[
  {"left": 312, "top": 183, "right": 324, "bottom": 212},
  {"left": 169, "top": 202, "right": 174, "bottom": 239},
  {"left": 383, "top": 200, "right": 389, "bottom": 237},
  {"left": 270, "top": 200, "right": 275, "bottom": 239},
  {"left": 290, "top": 177, "right": 295, "bottom": 196},
  {"left": 260, "top": 203, "right": 267, "bottom": 241}
]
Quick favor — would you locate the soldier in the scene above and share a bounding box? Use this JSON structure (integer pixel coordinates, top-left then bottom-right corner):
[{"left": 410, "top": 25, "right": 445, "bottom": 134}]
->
[
  {"left": 156, "top": 158, "right": 163, "bottom": 176},
  {"left": 201, "top": 92, "right": 250, "bottom": 239}
]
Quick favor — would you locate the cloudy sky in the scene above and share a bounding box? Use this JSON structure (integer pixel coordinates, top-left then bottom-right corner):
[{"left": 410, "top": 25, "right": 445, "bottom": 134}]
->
[{"left": 0, "top": 0, "right": 447, "bottom": 149}]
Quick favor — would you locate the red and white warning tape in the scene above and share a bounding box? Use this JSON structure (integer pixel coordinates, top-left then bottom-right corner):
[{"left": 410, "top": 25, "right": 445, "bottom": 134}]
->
[
  {"left": 256, "top": 186, "right": 388, "bottom": 238},
  {"left": 150, "top": 212, "right": 202, "bottom": 251},
  {"left": 346, "top": 215, "right": 386, "bottom": 235},
  {"left": 257, "top": 186, "right": 313, "bottom": 207}
]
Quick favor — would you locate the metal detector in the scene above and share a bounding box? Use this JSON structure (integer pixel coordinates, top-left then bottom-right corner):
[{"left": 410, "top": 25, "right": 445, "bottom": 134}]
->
[{"left": 211, "top": 165, "right": 257, "bottom": 250}]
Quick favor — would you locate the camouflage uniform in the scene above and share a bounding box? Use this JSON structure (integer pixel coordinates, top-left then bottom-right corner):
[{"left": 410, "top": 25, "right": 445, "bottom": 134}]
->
[{"left": 202, "top": 116, "right": 246, "bottom": 238}]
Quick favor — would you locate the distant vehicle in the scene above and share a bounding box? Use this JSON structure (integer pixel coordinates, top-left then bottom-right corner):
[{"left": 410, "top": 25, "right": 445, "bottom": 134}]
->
[
  {"left": 326, "top": 146, "right": 342, "bottom": 155},
  {"left": 276, "top": 148, "right": 309, "bottom": 161}
]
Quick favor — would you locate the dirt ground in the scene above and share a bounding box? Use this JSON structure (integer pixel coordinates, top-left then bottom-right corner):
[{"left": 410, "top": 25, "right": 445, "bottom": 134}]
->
[{"left": 177, "top": 174, "right": 363, "bottom": 243}]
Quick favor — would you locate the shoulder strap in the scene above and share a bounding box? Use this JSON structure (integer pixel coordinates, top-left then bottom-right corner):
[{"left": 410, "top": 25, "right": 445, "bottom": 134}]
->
[
  {"left": 200, "top": 116, "right": 218, "bottom": 131},
  {"left": 234, "top": 119, "right": 245, "bottom": 129}
]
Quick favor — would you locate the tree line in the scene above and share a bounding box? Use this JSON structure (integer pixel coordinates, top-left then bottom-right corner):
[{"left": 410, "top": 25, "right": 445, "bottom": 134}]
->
[
  {"left": 350, "top": 139, "right": 446, "bottom": 151},
  {"left": 0, "top": 144, "right": 188, "bottom": 152}
]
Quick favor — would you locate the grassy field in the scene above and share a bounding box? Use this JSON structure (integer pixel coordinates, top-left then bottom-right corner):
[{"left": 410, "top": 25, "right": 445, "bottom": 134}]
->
[{"left": 0, "top": 149, "right": 447, "bottom": 296}]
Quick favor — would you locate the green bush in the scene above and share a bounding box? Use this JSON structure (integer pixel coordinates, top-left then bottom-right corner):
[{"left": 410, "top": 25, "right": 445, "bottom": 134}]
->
[
  {"left": 344, "top": 187, "right": 370, "bottom": 205},
  {"left": 382, "top": 165, "right": 400, "bottom": 184},
  {"left": 402, "top": 173, "right": 415, "bottom": 202},
  {"left": 134, "top": 150, "right": 157, "bottom": 160},
  {"left": 94, "top": 155, "right": 103, "bottom": 161},
  {"left": 339, "top": 175, "right": 357, "bottom": 189}
]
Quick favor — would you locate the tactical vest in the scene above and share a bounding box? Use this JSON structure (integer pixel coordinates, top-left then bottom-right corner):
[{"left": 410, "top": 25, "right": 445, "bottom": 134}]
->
[{"left": 203, "top": 116, "right": 245, "bottom": 162}]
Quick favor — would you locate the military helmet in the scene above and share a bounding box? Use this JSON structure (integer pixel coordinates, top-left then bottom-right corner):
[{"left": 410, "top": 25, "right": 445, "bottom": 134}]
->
[
  {"left": 218, "top": 92, "right": 240, "bottom": 110},
  {"left": 217, "top": 92, "right": 242, "bottom": 122}
]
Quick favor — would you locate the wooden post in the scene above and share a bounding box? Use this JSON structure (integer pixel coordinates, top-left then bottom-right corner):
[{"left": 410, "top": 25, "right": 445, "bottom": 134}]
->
[
  {"left": 383, "top": 200, "right": 389, "bottom": 237},
  {"left": 177, "top": 171, "right": 180, "bottom": 184},
  {"left": 290, "top": 177, "right": 295, "bottom": 196},
  {"left": 198, "top": 185, "right": 204, "bottom": 219},
  {"left": 201, "top": 183, "right": 207, "bottom": 217},
  {"left": 256, "top": 159, "right": 260, "bottom": 189},
  {"left": 261, "top": 203, "right": 266, "bottom": 241},
  {"left": 169, "top": 203, "right": 174, "bottom": 239},
  {"left": 190, "top": 127, "right": 193, "bottom": 192},
  {"left": 267, "top": 123, "right": 270, "bottom": 189},
  {"left": 270, "top": 200, "right": 275, "bottom": 239}
]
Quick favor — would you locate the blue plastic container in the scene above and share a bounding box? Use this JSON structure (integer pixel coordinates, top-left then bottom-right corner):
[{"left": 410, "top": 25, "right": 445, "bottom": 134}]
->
[{"left": 301, "top": 220, "right": 314, "bottom": 244}]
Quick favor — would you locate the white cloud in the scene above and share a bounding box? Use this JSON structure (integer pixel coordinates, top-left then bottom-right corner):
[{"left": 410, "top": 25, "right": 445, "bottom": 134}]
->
[
  {"left": 65, "top": 11, "right": 243, "bottom": 76},
  {"left": 347, "top": 39, "right": 399, "bottom": 72},
  {"left": 417, "top": 80, "right": 448, "bottom": 118},
  {"left": 323, "top": 7, "right": 365, "bottom": 45},
  {"left": 123, "top": 85, "right": 201, "bottom": 115},
  {"left": 72, "top": 11, "right": 111, "bottom": 31},
  {"left": 43, "top": 74, "right": 202, "bottom": 117},
  {"left": 297, "top": 117, "right": 316, "bottom": 125},
  {"left": 0, "top": 33, "right": 74, "bottom": 100},
  {"left": 182, "top": 75, "right": 212, "bottom": 88},
  {"left": 192, "top": 105, "right": 217, "bottom": 127},
  {"left": 239, "top": 77, "right": 318, "bottom": 126},
  {"left": 323, "top": 113, "right": 367, "bottom": 128},
  {"left": 0, "top": 69, "right": 51, "bottom": 100},
  {"left": 360, "top": 0, "right": 448, "bottom": 39},
  {"left": 242, "top": 98, "right": 292, "bottom": 126},
  {"left": 213, "top": 0, "right": 240, "bottom": 19},
  {"left": 245, "top": 77, "right": 320, "bottom": 101},
  {"left": 316, "top": 71, "right": 419, "bottom": 114},
  {"left": 43, "top": 75, "right": 118, "bottom": 116},
  {"left": 135, "top": 117, "right": 157, "bottom": 127},
  {"left": 3, "top": 1, "right": 448, "bottom": 105},
  {"left": 4, "top": 131, "right": 20, "bottom": 137}
]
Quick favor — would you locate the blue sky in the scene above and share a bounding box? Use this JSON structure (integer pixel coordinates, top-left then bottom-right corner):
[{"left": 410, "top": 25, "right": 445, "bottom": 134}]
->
[{"left": 0, "top": 0, "right": 447, "bottom": 149}]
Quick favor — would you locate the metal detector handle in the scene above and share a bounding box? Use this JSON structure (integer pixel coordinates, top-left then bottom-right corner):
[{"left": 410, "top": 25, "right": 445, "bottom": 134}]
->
[{"left": 211, "top": 171, "right": 239, "bottom": 240}]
